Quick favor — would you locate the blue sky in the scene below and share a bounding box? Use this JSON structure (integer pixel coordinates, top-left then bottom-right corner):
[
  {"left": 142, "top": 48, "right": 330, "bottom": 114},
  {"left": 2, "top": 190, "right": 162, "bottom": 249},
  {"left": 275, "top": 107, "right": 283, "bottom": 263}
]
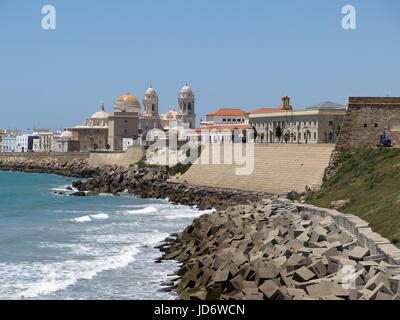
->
[{"left": 0, "top": 0, "right": 399, "bottom": 129}]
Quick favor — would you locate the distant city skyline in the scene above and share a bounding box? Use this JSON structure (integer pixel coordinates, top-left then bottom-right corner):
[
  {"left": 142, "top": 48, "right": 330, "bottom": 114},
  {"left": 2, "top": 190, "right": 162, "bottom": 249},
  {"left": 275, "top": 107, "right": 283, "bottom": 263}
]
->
[{"left": 0, "top": 0, "right": 399, "bottom": 129}]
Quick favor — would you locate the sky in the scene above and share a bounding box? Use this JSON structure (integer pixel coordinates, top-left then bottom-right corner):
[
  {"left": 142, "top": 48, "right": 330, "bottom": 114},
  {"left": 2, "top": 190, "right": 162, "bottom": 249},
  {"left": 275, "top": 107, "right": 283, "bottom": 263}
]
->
[{"left": 0, "top": 0, "right": 399, "bottom": 130}]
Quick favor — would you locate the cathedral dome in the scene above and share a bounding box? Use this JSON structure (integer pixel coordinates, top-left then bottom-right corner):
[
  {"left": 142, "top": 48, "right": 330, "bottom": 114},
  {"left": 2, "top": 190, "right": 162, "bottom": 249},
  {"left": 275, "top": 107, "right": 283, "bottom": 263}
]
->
[
  {"left": 60, "top": 130, "right": 73, "bottom": 139},
  {"left": 90, "top": 105, "right": 109, "bottom": 119},
  {"left": 115, "top": 94, "right": 140, "bottom": 106},
  {"left": 145, "top": 87, "right": 155, "bottom": 95},
  {"left": 181, "top": 85, "right": 192, "bottom": 94}
]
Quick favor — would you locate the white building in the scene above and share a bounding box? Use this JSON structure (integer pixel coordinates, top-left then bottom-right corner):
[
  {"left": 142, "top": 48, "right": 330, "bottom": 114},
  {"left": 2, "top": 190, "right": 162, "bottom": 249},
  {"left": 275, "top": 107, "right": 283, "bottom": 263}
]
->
[
  {"left": 201, "top": 108, "right": 247, "bottom": 127},
  {"left": 1, "top": 137, "right": 17, "bottom": 152},
  {"left": 32, "top": 138, "right": 40, "bottom": 152},
  {"left": 16, "top": 135, "right": 29, "bottom": 152}
]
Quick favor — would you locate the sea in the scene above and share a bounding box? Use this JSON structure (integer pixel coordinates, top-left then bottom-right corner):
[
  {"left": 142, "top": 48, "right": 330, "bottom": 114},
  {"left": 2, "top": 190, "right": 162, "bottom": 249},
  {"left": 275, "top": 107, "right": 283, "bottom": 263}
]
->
[{"left": 0, "top": 170, "right": 212, "bottom": 300}]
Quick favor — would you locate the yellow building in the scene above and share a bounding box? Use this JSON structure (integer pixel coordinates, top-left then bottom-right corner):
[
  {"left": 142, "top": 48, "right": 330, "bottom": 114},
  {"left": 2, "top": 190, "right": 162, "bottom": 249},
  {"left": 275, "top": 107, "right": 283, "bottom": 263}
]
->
[{"left": 38, "top": 132, "right": 54, "bottom": 152}]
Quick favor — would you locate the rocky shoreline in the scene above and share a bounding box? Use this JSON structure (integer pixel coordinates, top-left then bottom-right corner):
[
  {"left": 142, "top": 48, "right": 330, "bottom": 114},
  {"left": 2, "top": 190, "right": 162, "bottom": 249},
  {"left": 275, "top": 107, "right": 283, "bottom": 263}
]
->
[
  {"left": 2, "top": 157, "right": 400, "bottom": 300},
  {"left": 0, "top": 157, "right": 268, "bottom": 210}
]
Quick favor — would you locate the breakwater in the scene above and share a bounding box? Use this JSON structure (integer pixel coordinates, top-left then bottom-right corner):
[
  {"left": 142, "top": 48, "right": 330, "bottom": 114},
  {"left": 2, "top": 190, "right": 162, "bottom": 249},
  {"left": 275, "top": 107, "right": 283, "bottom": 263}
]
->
[
  {"left": 158, "top": 194, "right": 400, "bottom": 300},
  {"left": 1, "top": 157, "right": 400, "bottom": 300}
]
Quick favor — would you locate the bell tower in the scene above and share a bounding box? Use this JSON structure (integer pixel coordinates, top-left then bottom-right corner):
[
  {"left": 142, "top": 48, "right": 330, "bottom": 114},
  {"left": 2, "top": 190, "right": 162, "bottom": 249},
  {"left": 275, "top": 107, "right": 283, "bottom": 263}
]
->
[
  {"left": 178, "top": 84, "right": 196, "bottom": 129},
  {"left": 143, "top": 86, "right": 159, "bottom": 117},
  {"left": 280, "top": 95, "right": 293, "bottom": 111}
]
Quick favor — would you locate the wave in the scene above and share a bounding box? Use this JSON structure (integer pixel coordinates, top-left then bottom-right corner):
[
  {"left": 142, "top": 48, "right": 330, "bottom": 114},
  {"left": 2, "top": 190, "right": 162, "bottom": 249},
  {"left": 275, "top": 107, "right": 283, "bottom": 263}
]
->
[
  {"left": 90, "top": 213, "right": 109, "bottom": 220},
  {"left": 0, "top": 243, "right": 140, "bottom": 299},
  {"left": 68, "top": 213, "right": 110, "bottom": 223},
  {"left": 69, "top": 215, "right": 92, "bottom": 223},
  {"left": 117, "top": 206, "right": 158, "bottom": 215},
  {"left": 51, "top": 185, "right": 77, "bottom": 192}
]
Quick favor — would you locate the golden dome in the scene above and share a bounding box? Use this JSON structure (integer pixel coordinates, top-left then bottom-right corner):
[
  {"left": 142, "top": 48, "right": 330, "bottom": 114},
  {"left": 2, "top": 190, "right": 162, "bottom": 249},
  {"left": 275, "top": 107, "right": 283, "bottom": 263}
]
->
[{"left": 115, "top": 94, "right": 140, "bottom": 105}]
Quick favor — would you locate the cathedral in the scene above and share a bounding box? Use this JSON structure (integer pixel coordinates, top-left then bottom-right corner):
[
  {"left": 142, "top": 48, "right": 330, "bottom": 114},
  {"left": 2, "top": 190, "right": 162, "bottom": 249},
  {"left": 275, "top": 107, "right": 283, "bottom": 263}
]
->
[{"left": 63, "top": 85, "right": 196, "bottom": 151}]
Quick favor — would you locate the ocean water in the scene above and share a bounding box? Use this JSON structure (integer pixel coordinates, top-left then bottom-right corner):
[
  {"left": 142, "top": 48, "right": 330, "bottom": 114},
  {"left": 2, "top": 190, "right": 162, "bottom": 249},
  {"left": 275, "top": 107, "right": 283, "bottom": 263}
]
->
[{"left": 0, "top": 170, "right": 212, "bottom": 300}]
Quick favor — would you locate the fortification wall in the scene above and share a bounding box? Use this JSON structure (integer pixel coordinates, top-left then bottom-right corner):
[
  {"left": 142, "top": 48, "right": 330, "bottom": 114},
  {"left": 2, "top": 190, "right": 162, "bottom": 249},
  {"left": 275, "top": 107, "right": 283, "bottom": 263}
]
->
[
  {"left": 0, "top": 146, "right": 144, "bottom": 167},
  {"left": 0, "top": 152, "right": 90, "bottom": 162},
  {"left": 88, "top": 146, "right": 143, "bottom": 167},
  {"left": 336, "top": 97, "right": 400, "bottom": 151}
]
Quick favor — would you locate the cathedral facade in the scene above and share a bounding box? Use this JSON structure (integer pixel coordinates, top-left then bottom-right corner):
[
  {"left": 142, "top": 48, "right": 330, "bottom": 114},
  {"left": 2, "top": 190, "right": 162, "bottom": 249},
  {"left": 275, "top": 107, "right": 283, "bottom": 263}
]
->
[{"left": 63, "top": 85, "right": 196, "bottom": 151}]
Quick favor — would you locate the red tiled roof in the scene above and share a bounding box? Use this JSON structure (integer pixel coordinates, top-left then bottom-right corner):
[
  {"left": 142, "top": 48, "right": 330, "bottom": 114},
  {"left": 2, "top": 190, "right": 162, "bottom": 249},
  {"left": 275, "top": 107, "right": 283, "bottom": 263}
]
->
[
  {"left": 206, "top": 109, "right": 245, "bottom": 117},
  {"left": 244, "top": 108, "right": 281, "bottom": 114},
  {"left": 194, "top": 125, "right": 248, "bottom": 133}
]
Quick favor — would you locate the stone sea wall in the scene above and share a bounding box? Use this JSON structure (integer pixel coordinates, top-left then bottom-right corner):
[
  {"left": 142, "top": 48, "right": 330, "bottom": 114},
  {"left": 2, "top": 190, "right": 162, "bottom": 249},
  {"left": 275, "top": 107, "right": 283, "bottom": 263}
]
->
[{"left": 0, "top": 146, "right": 144, "bottom": 168}]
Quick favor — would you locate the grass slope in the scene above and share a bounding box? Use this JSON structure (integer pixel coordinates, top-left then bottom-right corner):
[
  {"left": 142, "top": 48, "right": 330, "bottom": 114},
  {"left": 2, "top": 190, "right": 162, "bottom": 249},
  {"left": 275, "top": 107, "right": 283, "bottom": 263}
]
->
[{"left": 305, "top": 147, "right": 400, "bottom": 244}]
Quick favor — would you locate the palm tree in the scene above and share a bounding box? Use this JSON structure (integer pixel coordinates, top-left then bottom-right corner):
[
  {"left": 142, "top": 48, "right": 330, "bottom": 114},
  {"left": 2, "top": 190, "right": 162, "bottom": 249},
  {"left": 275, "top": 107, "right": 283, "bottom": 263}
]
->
[
  {"left": 275, "top": 126, "right": 282, "bottom": 142},
  {"left": 305, "top": 130, "right": 311, "bottom": 144},
  {"left": 252, "top": 126, "right": 258, "bottom": 142},
  {"left": 283, "top": 131, "right": 290, "bottom": 143}
]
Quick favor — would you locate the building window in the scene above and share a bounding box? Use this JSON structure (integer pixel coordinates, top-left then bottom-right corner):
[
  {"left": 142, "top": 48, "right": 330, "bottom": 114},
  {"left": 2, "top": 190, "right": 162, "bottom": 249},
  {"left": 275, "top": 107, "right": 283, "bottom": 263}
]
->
[
  {"left": 329, "top": 121, "right": 334, "bottom": 126},
  {"left": 375, "top": 123, "right": 378, "bottom": 128},
  {"left": 314, "top": 132, "right": 316, "bottom": 140},
  {"left": 124, "top": 130, "right": 128, "bottom": 134},
  {"left": 125, "top": 120, "right": 128, "bottom": 123},
  {"left": 364, "top": 124, "right": 367, "bottom": 128},
  {"left": 329, "top": 133, "right": 333, "bottom": 141}
]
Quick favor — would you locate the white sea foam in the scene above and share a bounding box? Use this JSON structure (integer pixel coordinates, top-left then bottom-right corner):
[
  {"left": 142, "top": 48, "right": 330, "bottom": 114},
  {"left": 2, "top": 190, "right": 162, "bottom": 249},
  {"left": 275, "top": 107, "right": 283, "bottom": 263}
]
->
[
  {"left": 51, "top": 185, "right": 77, "bottom": 192},
  {"left": 68, "top": 213, "right": 109, "bottom": 223},
  {"left": 0, "top": 243, "right": 140, "bottom": 299},
  {"left": 90, "top": 213, "right": 109, "bottom": 220},
  {"left": 69, "top": 215, "right": 92, "bottom": 223},
  {"left": 118, "top": 206, "right": 158, "bottom": 215}
]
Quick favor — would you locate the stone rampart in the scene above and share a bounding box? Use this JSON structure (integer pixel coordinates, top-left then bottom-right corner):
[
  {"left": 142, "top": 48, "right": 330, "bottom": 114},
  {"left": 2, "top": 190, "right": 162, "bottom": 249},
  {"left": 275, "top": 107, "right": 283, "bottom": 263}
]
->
[{"left": 336, "top": 97, "right": 400, "bottom": 151}]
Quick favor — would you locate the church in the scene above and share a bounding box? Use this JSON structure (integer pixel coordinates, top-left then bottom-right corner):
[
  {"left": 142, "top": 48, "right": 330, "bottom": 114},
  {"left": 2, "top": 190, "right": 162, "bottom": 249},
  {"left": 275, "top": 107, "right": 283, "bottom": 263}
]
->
[{"left": 62, "top": 85, "right": 196, "bottom": 152}]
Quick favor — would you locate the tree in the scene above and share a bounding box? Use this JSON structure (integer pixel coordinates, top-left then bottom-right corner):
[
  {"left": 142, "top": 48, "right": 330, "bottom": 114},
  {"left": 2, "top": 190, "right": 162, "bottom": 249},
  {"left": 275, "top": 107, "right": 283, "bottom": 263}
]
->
[
  {"left": 252, "top": 126, "right": 258, "bottom": 142},
  {"left": 92, "top": 143, "right": 98, "bottom": 151},
  {"left": 106, "top": 144, "right": 110, "bottom": 151},
  {"left": 232, "top": 127, "right": 239, "bottom": 143},
  {"left": 335, "top": 125, "right": 341, "bottom": 137},
  {"left": 242, "top": 129, "right": 247, "bottom": 143},
  {"left": 283, "top": 131, "right": 290, "bottom": 143},
  {"left": 275, "top": 126, "right": 282, "bottom": 142},
  {"left": 305, "top": 130, "right": 311, "bottom": 144}
]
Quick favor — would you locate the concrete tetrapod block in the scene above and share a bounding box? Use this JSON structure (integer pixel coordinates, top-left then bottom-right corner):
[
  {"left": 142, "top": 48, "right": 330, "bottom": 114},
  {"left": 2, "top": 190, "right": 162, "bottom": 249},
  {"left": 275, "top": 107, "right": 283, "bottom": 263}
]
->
[
  {"left": 258, "top": 280, "right": 284, "bottom": 300},
  {"left": 348, "top": 246, "right": 370, "bottom": 261},
  {"left": 214, "top": 269, "right": 230, "bottom": 283},
  {"left": 308, "top": 260, "right": 327, "bottom": 278},
  {"left": 388, "top": 274, "right": 400, "bottom": 294},
  {"left": 293, "top": 266, "right": 317, "bottom": 282}
]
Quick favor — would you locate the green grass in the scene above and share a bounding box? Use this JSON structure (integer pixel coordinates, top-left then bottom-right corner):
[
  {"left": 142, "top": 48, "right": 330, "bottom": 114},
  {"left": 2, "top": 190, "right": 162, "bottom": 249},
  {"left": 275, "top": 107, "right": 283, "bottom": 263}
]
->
[
  {"left": 304, "top": 147, "right": 400, "bottom": 244},
  {"left": 168, "top": 146, "right": 203, "bottom": 176},
  {"left": 130, "top": 160, "right": 159, "bottom": 169}
]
